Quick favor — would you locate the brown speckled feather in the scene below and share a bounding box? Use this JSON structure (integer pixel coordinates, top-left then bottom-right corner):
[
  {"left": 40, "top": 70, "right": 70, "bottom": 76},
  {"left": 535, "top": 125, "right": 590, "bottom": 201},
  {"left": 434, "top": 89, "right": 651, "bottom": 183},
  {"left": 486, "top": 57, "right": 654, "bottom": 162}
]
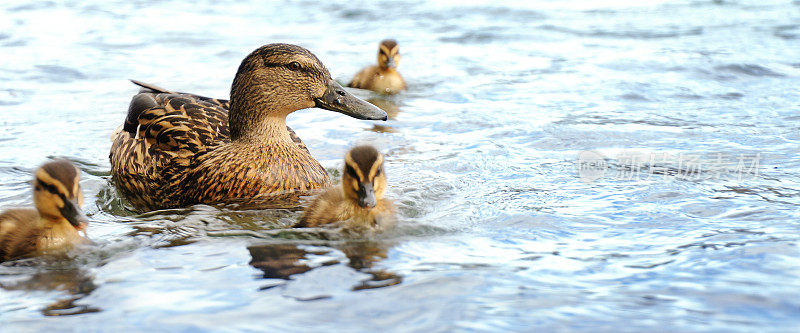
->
[
  {"left": 110, "top": 44, "right": 387, "bottom": 211},
  {"left": 182, "top": 141, "right": 329, "bottom": 209},
  {"left": 129, "top": 81, "right": 309, "bottom": 151},
  {"left": 111, "top": 90, "right": 323, "bottom": 210}
]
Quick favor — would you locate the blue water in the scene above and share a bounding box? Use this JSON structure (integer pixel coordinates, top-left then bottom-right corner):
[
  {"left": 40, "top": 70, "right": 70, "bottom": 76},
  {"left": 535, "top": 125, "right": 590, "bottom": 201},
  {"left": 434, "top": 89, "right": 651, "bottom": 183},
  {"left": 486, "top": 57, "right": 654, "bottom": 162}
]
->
[{"left": 1, "top": 0, "right": 799, "bottom": 331}]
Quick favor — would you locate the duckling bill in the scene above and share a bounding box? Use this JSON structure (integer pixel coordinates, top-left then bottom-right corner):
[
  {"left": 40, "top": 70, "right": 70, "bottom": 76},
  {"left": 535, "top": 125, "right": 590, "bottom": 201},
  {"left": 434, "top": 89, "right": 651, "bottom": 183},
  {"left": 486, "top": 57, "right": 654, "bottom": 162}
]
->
[
  {"left": 348, "top": 39, "right": 407, "bottom": 94},
  {"left": 296, "top": 145, "right": 395, "bottom": 230},
  {"left": 110, "top": 43, "right": 387, "bottom": 210},
  {"left": 0, "top": 160, "right": 89, "bottom": 261}
]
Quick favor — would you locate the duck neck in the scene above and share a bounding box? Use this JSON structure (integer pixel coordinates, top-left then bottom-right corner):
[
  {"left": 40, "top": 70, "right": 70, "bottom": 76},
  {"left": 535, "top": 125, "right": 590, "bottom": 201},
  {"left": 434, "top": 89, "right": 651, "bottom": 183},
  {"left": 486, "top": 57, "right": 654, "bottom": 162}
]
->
[
  {"left": 228, "top": 79, "right": 295, "bottom": 143},
  {"left": 228, "top": 68, "right": 310, "bottom": 144},
  {"left": 232, "top": 115, "right": 293, "bottom": 144},
  {"left": 378, "top": 66, "right": 397, "bottom": 74},
  {"left": 39, "top": 217, "right": 82, "bottom": 249}
]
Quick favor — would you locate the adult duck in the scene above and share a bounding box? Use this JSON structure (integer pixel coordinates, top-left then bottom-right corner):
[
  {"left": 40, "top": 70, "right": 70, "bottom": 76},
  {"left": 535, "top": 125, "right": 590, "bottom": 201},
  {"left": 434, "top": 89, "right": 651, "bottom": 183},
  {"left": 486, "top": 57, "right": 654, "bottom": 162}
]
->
[{"left": 110, "top": 43, "right": 387, "bottom": 210}]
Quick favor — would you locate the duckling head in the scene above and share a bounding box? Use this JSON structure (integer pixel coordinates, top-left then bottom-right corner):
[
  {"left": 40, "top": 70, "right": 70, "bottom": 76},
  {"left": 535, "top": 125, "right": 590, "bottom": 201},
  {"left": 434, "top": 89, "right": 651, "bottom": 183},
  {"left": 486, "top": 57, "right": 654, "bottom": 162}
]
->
[
  {"left": 377, "top": 39, "right": 401, "bottom": 71},
  {"left": 32, "top": 160, "right": 88, "bottom": 231},
  {"left": 229, "top": 43, "right": 387, "bottom": 140},
  {"left": 342, "top": 146, "right": 386, "bottom": 208}
]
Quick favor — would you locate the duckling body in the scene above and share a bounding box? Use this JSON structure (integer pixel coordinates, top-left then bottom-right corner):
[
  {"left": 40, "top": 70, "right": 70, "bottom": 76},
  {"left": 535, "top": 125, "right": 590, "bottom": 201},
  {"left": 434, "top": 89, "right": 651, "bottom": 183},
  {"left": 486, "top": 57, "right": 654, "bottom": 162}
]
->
[
  {"left": 348, "top": 39, "right": 406, "bottom": 94},
  {"left": 297, "top": 189, "right": 394, "bottom": 230},
  {"left": 296, "top": 146, "right": 395, "bottom": 230},
  {"left": 349, "top": 66, "right": 406, "bottom": 95},
  {"left": 110, "top": 44, "right": 387, "bottom": 210},
  {"left": 0, "top": 160, "right": 89, "bottom": 261}
]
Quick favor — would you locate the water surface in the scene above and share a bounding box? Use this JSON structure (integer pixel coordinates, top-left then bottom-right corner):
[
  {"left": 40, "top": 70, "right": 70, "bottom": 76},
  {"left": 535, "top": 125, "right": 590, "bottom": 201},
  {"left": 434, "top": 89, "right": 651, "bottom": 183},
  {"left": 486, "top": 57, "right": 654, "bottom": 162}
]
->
[{"left": 1, "top": 0, "right": 799, "bottom": 331}]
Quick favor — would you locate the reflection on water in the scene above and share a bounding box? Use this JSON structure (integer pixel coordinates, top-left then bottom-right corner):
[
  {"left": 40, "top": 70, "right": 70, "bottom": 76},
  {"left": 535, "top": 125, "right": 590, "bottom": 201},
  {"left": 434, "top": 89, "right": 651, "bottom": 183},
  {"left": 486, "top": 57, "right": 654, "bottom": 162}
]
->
[
  {"left": 367, "top": 98, "right": 402, "bottom": 120},
  {"left": 249, "top": 244, "right": 317, "bottom": 280},
  {"left": 367, "top": 97, "right": 402, "bottom": 133},
  {"left": 0, "top": 262, "right": 99, "bottom": 316},
  {"left": 248, "top": 241, "right": 401, "bottom": 295},
  {"left": 339, "top": 241, "right": 402, "bottom": 291}
]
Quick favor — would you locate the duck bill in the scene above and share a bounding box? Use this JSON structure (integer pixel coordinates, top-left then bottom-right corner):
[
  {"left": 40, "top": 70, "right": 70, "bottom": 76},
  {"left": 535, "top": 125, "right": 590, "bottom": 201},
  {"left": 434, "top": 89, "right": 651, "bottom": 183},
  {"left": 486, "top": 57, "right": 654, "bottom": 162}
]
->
[
  {"left": 357, "top": 183, "right": 377, "bottom": 208},
  {"left": 314, "top": 80, "right": 387, "bottom": 121},
  {"left": 385, "top": 58, "right": 396, "bottom": 69},
  {"left": 59, "top": 198, "right": 89, "bottom": 231}
]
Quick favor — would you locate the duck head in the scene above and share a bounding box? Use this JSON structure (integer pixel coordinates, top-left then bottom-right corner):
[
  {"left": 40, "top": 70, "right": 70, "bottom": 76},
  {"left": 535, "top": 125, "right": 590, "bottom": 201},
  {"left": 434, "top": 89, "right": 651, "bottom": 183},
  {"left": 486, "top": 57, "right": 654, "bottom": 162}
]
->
[
  {"left": 33, "top": 160, "right": 88, "bottom": 231},
  {"left": 341, "top": 145, "right": 387, "bottom": 209},
  {"left": 229, "top": 43, "right": 387, "bottom": 140},
  {"left": 377, "top": 39, "right": 401, "bottom": 71}
]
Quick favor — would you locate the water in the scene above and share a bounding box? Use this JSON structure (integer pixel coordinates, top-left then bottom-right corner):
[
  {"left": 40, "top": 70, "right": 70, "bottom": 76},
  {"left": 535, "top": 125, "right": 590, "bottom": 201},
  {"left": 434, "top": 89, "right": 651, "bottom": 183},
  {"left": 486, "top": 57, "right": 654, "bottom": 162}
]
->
[{"left": 1, "top": 0, "right": 799, "bottom": 330}]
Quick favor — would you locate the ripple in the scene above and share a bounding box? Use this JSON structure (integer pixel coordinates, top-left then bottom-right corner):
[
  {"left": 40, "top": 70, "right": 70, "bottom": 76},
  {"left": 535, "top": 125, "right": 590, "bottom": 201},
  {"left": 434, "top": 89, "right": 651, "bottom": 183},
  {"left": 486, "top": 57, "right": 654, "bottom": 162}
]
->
[
  {"left": 31, "top": 65, "right": 87, "bottom": 83},
  {"left": 618, "top": 93, "right": 651, "bottom": 101},
  {"left": 539, "top": 24, "right": 703, "bottom": 39},
  {"left": 714, "top": 64, "right": 785, "bottom": 78},
  {"left": 8, "top": 1, "right": 55, "bottom": 12},
  {"left": 2, "top": 0, "right": 800, "bottom": 330},
  {"left": 773, "top": 24, "right": 800, "bottom": 40},
  {"left": 716, "top": 92, "right": 744, "bottom": 100}
]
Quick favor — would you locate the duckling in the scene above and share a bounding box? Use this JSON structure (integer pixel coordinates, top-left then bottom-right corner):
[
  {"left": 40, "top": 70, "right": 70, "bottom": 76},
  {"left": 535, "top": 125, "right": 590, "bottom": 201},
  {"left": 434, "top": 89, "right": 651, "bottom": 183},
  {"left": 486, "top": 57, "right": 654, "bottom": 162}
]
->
[
  {"left": 0, "top": 160, "right": 89, "bottom": 261},
  {"left": 110, "top": 43, "right": 388, "bottom": 211},
  {"left": 348, "top": 39, "right": 407, "bottom": 94},
  {"left": 296, "top": 145, "right": 394, "bottom": 230}
]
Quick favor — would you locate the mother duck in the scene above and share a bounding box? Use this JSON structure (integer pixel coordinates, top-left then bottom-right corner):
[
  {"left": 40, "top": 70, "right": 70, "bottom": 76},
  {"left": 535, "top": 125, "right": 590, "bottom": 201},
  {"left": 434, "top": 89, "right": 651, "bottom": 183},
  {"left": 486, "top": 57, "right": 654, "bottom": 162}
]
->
[{"left": 110, "top": 43, "right": 387, "bottom": 210}]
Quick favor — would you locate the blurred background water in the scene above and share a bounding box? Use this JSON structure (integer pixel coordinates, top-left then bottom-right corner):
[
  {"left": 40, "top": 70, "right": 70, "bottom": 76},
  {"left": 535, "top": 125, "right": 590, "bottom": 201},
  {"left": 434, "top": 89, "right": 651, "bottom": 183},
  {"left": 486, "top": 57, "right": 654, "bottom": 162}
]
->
[{"left": 1, "top": 0, "right": 799, "bottom": 331}]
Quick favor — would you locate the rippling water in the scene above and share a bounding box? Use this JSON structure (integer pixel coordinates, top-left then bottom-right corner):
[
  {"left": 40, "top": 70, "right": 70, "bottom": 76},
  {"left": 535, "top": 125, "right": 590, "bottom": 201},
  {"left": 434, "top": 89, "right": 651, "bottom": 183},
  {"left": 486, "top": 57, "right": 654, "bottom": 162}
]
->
[{"left": 1, "top": 0, "right": 799, "bottom": 331}]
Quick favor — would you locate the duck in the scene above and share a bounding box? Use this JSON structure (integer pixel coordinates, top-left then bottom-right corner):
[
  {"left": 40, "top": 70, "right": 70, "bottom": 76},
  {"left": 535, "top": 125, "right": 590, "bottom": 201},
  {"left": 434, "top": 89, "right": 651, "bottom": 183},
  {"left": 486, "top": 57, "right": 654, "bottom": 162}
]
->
[
  {"left": 295, "top": 145, "right": 395, "bottom": 230},
  {"left": 0, "top": 160, "right": 89, "bottom": 261},
  {"left": 348, "top": 39, "right": 407, "bottom": 94},
  {"left": 109, "top": 43, "right": 388, "bottom": 211}
]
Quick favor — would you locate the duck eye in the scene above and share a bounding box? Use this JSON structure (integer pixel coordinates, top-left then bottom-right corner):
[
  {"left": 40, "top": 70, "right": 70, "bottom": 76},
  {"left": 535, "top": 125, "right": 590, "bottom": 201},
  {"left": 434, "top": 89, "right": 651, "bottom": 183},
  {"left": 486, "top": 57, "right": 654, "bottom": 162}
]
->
[
  {"left": 375, "top": 166, "right": 382, "bottom": 176},
  {"left": 345, "top": 165, "right": 358, "bottom": 179},
  {"left": 287, "top": 62, "right": 302, "bottom": 71}
]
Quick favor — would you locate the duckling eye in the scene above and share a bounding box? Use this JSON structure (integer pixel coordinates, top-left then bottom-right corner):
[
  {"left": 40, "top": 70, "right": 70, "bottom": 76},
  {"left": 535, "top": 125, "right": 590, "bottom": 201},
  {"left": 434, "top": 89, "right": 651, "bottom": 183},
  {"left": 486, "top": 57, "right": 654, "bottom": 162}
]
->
[
  {"left": 345, "top": 165, "right": 358, "bottom": 179},
  {"left": 287, "top": 62, "right": 302, "bottom": 71},
  {"left": 375, "top": 166, "right": 382, "bottom": 177}
]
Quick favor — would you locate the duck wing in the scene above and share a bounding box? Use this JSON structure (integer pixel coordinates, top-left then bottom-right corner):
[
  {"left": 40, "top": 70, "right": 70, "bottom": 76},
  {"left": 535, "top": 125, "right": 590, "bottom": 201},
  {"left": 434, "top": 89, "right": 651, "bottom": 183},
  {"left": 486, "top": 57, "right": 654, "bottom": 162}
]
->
[
  {"left": 0, "top": 209, "right": 40, "bottom": 261},
  {"left": 127, "top": 80, "right": 309, "bottom": 150},
  {"left": 110, "top": 88, "right": 231, "bottom": 209},
  {"left": 347, "top": 66, "right": 378, "bottom": 90}
]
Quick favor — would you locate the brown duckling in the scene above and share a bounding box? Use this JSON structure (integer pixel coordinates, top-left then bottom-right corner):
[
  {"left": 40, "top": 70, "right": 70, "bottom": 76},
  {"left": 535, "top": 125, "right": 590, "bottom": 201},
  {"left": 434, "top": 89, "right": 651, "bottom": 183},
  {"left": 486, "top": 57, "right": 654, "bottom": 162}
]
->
[
  {"left": 0, "top": 160, "right": 89, "bottom": 261},
  {"left": 296, "top": 145, "right": 394, "bottom": 230},
  {"left": 110, "top": 43, "right": 387, "bottom": 211},
  {"left": 348, "top": 39, "right": 407, "bottom": 94}
]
